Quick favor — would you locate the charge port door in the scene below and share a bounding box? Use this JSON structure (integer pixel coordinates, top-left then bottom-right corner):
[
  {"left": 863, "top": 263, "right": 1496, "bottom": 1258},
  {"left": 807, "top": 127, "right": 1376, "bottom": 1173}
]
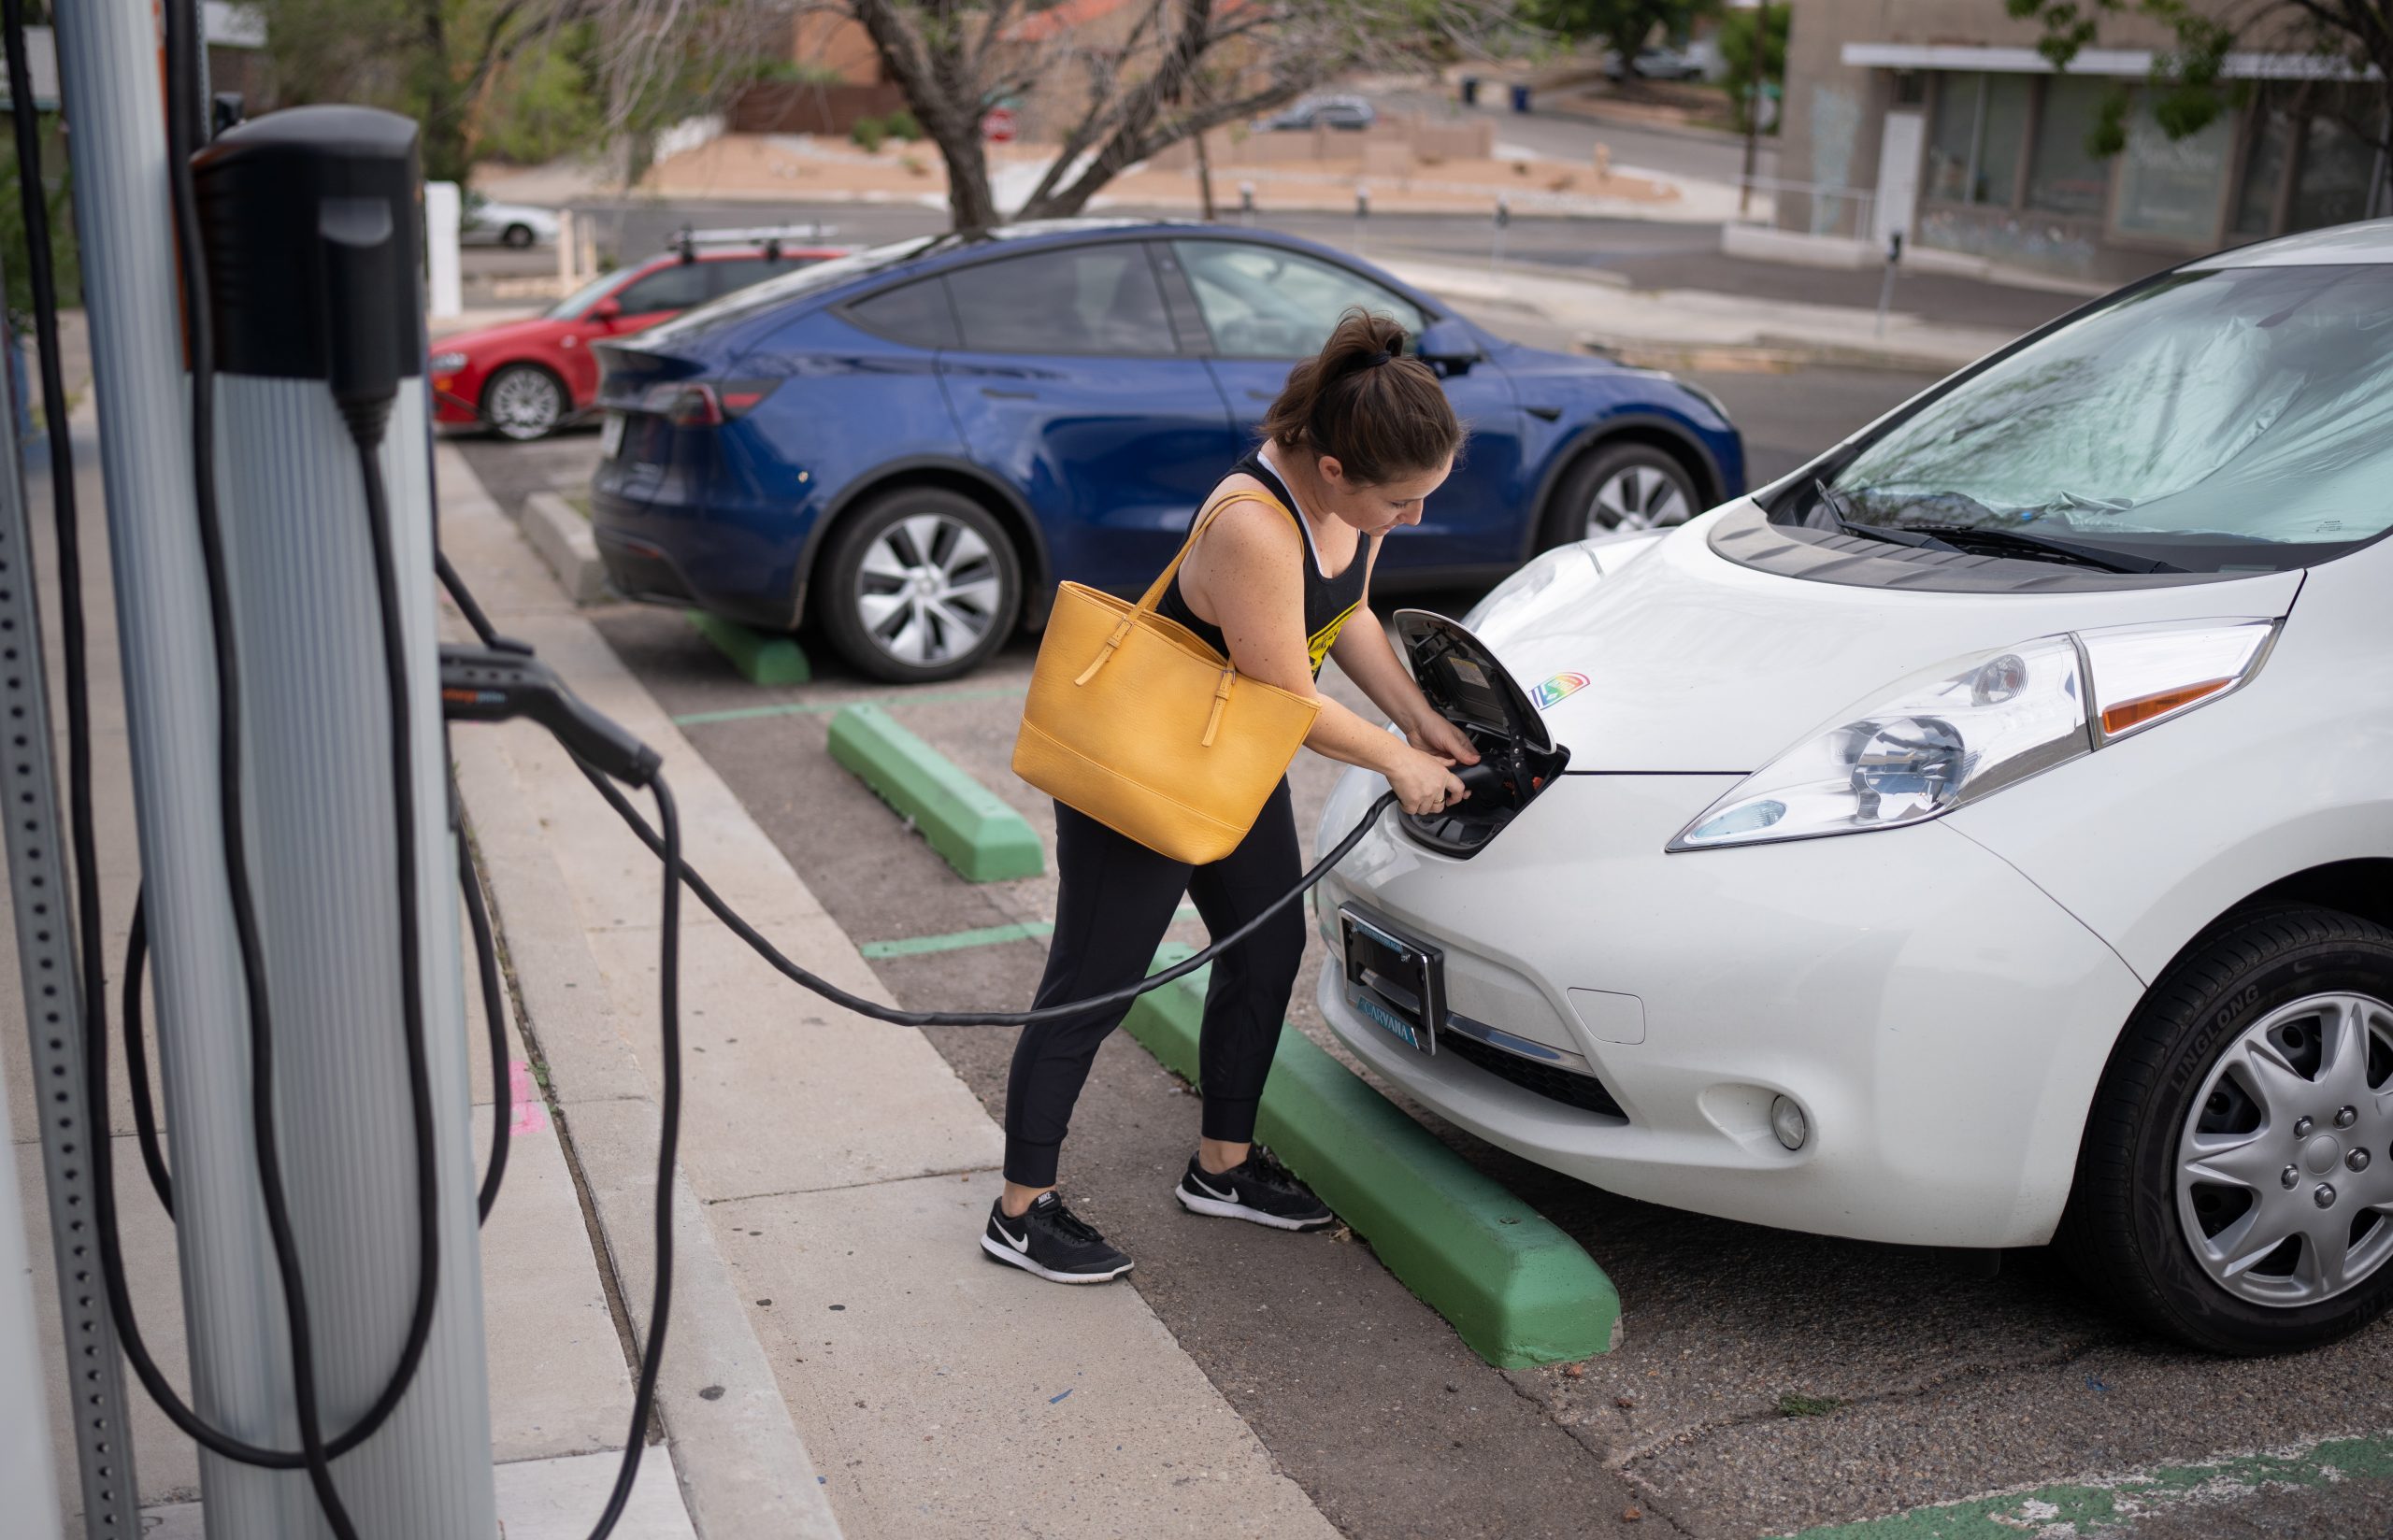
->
[{"left": 1393, "top": 608, "right": 1570, "bottom": 857}]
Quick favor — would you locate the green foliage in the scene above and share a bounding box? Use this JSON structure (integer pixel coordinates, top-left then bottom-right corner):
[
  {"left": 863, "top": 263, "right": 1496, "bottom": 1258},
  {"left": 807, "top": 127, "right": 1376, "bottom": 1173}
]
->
[
  {"left": 883, "top": 107, "right": 923, "bottom": 141},
  {"left": 1718, "top": 2, "right": 1787, "bottom": 93},
  {"left": 0, "top": 125, "right": 78, "bottom": 323},
  {"left": 1523, "top": 0, "right": 1717, "bottom": 50},
  {"left": 1776, "top": 1393, "right": 1843, "bottom": 1418},
  {"left": 747, "top": 59, "right": 853, "bottom": 87},
  {"left": 474, "top": 30, "right": 606, "bottom": 166},
  {"left": 851, "top": 115, "right": 888, "bottom": 152}
]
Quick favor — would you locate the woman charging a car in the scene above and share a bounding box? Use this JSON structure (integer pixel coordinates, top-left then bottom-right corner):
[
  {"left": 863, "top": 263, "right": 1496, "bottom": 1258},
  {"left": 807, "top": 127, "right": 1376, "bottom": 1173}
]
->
[{"left": 985, "top": 310, "right": 1477, "bottom": 1284}]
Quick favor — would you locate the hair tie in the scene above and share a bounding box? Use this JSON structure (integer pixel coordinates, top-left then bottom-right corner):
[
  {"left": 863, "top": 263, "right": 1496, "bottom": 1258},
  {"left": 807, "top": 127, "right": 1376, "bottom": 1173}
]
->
[{"left": 1366, "top": 349, "right": 1393, "bottom": 368}]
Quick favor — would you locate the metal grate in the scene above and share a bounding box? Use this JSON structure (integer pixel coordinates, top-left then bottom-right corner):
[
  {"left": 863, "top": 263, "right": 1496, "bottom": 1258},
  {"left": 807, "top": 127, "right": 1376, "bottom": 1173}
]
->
[{"left": 1440, "top": 1029, "right": 1627, "bottom": 1119}]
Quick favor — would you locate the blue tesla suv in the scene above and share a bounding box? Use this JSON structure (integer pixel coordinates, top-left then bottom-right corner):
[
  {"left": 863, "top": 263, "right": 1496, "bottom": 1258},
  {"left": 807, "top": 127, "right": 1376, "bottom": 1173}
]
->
[{"left": 590, "top": 221, "right": 1745, "bottom": 681}]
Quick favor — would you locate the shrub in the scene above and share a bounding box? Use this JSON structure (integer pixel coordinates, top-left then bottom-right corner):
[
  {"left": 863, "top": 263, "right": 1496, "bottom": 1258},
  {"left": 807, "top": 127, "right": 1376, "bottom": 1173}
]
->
[
  {"left": 884, "top": 107, "right": 922, "bottom": 141},
  {"left": 851, "top": 116, "right": 887, "bottom": 152}
]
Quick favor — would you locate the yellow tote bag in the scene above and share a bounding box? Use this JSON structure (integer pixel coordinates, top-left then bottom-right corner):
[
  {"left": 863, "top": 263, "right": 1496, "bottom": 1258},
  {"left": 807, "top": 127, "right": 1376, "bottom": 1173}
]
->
[{"left": 1012, "top": 488, "right": 1322, "bottom": 864}]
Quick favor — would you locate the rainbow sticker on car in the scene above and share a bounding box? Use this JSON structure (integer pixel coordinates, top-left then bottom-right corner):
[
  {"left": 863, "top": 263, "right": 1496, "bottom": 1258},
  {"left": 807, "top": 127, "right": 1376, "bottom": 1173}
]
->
[{"left": 1532, "top": 672, "right": 1591, "bottom": 710}]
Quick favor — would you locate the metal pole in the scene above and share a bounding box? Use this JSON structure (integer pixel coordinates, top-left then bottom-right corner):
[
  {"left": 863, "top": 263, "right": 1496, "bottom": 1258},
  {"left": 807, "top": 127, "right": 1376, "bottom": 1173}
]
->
[
  {"left": 47, "top": 3, "right": 311, "bottom": 1528},
  {"left": 1491, "top": 196, "right": 1509, "bottom": 280},
  {"left": 1739, "top": 1, "right": 1767, "bottom": 216},
  {"left": 195, "top": 107, "right": 498, "bottom": 1536},
  {"left": 1876, "top": 231, "right": 1902, "bottom": 337},
  {"left": 0, "top": 247, "right": 113, "bottom": 1540},
  {"left": 1354, "top": 182, "right": 1369, "bottom": 256},
  {"left": 1239, "top": 180, "right": 1254, "bottom": 225}
]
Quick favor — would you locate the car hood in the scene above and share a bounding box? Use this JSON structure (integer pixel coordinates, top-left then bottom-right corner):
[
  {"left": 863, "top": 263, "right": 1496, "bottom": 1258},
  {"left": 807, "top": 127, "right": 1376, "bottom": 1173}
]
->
[
  {"left": 1469, "top": 502, "right": 2306, "bottom": 773},
  {"left": 432, "top": 317, "right": 563, "bottom": 356}
]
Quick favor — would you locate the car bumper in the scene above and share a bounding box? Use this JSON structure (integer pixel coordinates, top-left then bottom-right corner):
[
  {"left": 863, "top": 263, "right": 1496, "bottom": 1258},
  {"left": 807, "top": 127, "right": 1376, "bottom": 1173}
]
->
[{"left": 1311, "top": 770, "right": 2145, "bottom": 1248}]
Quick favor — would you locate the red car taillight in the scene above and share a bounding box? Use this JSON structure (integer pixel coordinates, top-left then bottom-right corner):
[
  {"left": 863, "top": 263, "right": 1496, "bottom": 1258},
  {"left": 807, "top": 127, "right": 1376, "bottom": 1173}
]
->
[{"left": 638, "top": 378, "right": 780, "bottom": 427}]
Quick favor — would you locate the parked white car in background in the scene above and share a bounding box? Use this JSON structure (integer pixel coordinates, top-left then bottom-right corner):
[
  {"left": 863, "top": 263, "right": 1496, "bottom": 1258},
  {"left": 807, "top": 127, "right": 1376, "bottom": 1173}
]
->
[
  {"left": 1320, "top": 218, "right": 2393, "bottom": 1356},
  {"left": 462, "top": 200, "right": 560, "bottom": 249}
]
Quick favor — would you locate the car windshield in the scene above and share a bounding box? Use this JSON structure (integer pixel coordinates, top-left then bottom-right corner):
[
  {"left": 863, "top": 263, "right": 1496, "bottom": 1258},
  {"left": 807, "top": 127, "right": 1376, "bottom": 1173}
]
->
[
  {"left": 635, "top": 234, "right": 958, "bottom": 345},
  {"left": 1816, "top": 264, "right": 2393, "bottom": 572},
  {"left": 546, "top": 271, "right": 625, "bottom": 321}
]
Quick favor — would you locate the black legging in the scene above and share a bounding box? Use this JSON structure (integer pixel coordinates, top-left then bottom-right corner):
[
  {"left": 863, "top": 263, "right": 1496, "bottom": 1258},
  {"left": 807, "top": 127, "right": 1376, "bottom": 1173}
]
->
[{"left": 1004, "top": 779, "right": 1307, "bottom": 1188}]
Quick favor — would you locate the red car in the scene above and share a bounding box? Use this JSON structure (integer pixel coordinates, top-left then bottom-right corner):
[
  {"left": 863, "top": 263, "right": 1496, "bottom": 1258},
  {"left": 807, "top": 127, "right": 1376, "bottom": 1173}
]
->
[{"left": 431, "top": 245, "right": 844, "bottom": 440}]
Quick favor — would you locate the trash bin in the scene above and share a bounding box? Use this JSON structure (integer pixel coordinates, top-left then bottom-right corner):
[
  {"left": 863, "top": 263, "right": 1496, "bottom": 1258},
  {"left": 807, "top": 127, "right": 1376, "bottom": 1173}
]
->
[
  {"left": 1509, "top": 83, "right": 1532, "bottom": 114},
  {"left": 1459, "top": 77, "right": 1479, "bottom": 107}
]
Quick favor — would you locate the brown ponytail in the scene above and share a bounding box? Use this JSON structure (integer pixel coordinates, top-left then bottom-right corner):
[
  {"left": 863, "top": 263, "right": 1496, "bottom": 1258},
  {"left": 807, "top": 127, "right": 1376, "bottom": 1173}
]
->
[{"left": 1259, "top": 308, "right": 1465, "bottom": 485}]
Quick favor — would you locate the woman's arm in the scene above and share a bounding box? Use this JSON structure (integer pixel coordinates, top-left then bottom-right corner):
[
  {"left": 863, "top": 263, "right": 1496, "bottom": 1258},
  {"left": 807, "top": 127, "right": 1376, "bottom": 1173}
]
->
[
  {"left": 1326, "top": 603, "right": 1480, "bottom": 768},
  {"left": 1183, "top": 502, "right": 1465, "bottom": 814}
]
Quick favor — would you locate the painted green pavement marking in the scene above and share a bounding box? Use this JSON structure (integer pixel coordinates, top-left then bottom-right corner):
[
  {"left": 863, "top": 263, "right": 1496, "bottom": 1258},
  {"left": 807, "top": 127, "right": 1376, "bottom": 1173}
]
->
[
  {"left": 686, "top": 609, "right": 811, "bottom": 687},
  {"left": 860, "top": 905, "right": 1196, "bottom": 960},
  {"left": 826, "top": 703, "right": 1044, "bottom": 882},
  {"left": 1785, "top": 1432, "right": 2393, "bottom": 1539},
  {"left": 1124, "top": 942, "right": 1620, "bottom": 1369},
  {"left": 673, "top": 683, "right": 1025, "bottom": 728}
]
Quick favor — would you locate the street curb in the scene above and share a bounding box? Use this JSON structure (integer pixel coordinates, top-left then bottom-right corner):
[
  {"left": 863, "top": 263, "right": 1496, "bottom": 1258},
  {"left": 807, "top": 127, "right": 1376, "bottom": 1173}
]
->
[
  {"left": 1125, "top": 943, "right": 1622, "bottom": 1368},
  {"left": 521, "top": 491, "right": 608, "bottom": 605},
  {"left": 824, "top": 703, "right": 1045, "bottom": 882},
  {"left": 686, "top": 609, "right": 811, "bottom": 686},
  {"left": 1578, "top": 330, "right": 1970, "bottom": 376}
]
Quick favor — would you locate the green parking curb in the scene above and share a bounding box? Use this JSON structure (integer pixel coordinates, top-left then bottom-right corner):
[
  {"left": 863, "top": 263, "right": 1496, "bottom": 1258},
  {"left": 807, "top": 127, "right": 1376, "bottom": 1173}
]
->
[
  {"left": 686, "top": 609, "right": 810, "bottom": 687},
  {"left": 1786, "top": 1433, "right": 2393, "bottom": 1538},
  {"left": 1125, "top": 943, "right": 1621, "bottom": 1367},
  {"left": 825, "top": 703, "right": 1044, "bottom": 882}
]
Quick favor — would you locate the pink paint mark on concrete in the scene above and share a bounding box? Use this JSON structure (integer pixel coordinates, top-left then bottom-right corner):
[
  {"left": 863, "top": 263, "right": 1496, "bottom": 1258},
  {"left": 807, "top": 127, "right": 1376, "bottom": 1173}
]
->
[{"left": 509, "top": 1060, "right": 549, "bottom": 1135}]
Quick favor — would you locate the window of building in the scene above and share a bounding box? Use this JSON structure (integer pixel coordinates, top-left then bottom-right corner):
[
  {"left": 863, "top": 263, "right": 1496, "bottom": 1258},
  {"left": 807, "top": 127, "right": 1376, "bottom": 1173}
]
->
[
  {"left": 1925, "top": 73, "right": 1982, "bottom": 204},
  {"left": 1976, "top": 75, "right": 2032, "bottom": 205},
  {"left": 2026, "top": 74, "right": 2112, "bottom": 217},
  {"left": 2232, "top": 104, "right": 2297, "bottom": 237},
  {"left": 2109, "top": 99, "right": 2234, "bottom": 243},
  {"left": 2293, "top": 109, "right": 2378, "bottom": 231}
]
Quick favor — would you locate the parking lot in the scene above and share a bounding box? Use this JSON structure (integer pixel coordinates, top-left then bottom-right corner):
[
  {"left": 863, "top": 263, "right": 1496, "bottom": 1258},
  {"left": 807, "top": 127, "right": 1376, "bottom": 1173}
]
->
[{"left": 451, "top": 305, "right": 2393, "bottom": 1537}]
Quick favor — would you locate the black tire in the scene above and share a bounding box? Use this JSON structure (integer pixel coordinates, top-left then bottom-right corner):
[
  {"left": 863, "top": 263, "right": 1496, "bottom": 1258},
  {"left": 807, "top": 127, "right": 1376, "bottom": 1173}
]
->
[
  {"left": 502, "top": 221, "right": 536, "bottom": 249},
  {"left": 481, "top": 364, "right": 566, "bottom": 442},
  {"left": 817, "top": 486, "right": 1021, "bottom": 683},
  {"left": 1539, "top": 441, "right": 1702, "bottom": 549},
  {"left": 2057, "top": 903, "right": 2393, "bottom": 1355}
]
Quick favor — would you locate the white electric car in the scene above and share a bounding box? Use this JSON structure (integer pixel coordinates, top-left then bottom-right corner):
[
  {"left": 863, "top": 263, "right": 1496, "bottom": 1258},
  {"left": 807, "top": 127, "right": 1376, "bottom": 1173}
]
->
[{"left": 1318, "top": 219, "right": 2393, "bottom": 1355}]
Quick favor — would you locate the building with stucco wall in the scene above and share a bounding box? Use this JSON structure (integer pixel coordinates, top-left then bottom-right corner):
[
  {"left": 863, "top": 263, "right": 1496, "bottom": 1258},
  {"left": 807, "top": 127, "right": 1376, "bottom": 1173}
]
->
[{"left": 1775, "top": 0, "right": 2388, "bottom": 285}]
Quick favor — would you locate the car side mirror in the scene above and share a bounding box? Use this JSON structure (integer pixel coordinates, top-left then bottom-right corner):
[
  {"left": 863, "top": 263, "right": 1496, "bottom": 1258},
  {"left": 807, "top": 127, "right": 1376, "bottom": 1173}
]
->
[
  {"left": 1413, "top": 318, "right": 1483, "bottom": 378},
  {"left": 590, "top": 296, "right": 623, "bottom": 322}
]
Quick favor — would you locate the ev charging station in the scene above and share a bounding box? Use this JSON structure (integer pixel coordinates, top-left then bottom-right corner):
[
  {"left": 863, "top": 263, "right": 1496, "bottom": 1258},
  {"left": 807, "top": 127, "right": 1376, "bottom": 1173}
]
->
[{"left": 9, "top": 3, "right": 496, "bottom": 1532}]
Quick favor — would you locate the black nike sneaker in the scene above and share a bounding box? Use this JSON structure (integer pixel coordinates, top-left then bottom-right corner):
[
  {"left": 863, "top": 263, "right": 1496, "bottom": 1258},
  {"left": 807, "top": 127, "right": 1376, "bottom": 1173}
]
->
[
  {"left": 980, "top": 1192, "right": 1135, "bottom": 1284},
  {"left": 1174, "top": 1149, "right": 1335, "bottom": 1232}
]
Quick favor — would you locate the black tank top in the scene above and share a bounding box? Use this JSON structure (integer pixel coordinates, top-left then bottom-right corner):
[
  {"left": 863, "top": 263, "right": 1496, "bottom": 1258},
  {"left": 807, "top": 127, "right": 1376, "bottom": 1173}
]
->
[{"left": 1157, "top": 449, "right": 1373, "bottom": 678}]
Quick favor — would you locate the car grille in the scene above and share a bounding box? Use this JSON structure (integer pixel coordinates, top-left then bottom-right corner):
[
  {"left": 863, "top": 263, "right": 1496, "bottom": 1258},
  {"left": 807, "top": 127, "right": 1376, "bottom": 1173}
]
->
[{"left": 1439, "top": 1029, "right": 1626, "bottom": 1119}]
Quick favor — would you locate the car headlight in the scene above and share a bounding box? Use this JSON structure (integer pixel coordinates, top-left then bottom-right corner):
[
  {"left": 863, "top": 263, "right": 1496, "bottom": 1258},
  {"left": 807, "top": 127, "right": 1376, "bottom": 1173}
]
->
[
  {"left": 1460, "top": 542, "right": 1599, "bottom": 634},
  {"left": 1669, "top": 620, "right": 2276, "bottom": 852},
  {"left": 429, "top": 350, "right": 468, "bottom": 374}
]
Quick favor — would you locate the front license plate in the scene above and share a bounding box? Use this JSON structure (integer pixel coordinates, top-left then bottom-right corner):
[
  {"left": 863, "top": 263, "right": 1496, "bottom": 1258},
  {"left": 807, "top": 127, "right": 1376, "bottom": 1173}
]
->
[
  {"left": 599, "top": 411, "right": 625, "bottom": 461},
  {"left": 1340, "top": 905, "right": 1443, "bottom": 1056}
]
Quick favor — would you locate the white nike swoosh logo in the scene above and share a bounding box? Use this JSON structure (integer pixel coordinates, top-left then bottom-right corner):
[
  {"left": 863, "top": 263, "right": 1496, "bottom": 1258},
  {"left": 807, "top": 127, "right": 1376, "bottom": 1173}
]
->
[
  {"left": 1188, "top": 1173, "right": 1237, "bottom": 1203},
  {"left": 994, "top": 1220, "right": 1030, "bottom": 1252}
]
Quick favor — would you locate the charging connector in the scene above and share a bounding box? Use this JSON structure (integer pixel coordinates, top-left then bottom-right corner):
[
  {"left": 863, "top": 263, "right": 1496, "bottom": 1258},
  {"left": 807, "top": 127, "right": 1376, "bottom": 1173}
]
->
[{"left": 440, "top": 646, "right": 663, "bottom": 787}]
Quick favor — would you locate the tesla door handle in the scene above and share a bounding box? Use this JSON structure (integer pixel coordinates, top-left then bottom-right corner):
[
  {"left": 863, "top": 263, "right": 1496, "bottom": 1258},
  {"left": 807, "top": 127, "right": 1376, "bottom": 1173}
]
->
[
  {"left": 980, "top": 386, "right": 1038, "bottom": 400},
  {"left": 1525, "top": 405, "right": 1563, "bottom": 421}
]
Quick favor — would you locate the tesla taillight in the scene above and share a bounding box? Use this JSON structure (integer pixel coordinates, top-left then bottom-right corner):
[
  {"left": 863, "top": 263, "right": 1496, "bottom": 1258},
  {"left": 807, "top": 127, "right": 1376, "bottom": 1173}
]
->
[{"left": 638, "top": 378, "right": 779, "bottom": 426}]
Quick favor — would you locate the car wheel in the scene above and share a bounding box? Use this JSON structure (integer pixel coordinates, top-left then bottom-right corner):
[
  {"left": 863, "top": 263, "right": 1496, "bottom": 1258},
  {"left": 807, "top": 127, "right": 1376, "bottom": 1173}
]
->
[
  {"left": 482, "top": 364, "right": 566, "bottom": 442},
  {"left": 1542, "top": 442, "right": 1700, "bottom": 547},
  {"left": 2059, "top": 904, "right": 2393, "bottom": 1354},
  {"left": 818, "top": 488, "right": 1021, "bottom": 683},
  {"left": 502, "top": 222, "right": 535, "bottom": 249}
]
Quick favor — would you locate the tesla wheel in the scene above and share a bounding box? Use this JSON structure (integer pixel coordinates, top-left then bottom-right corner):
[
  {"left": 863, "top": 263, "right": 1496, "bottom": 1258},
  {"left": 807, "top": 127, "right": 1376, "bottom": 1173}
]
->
[
  {"left": 502, "top": 222, "right": 535, "bottom": 249},
  {"left": 482, "top": 364, "right": 566, "bottom": 442},
  {"left": 1542, "top": 442, "right": 1700, "bottom": 547},
  {"left": 2060, "top": 904, "right": 2393, "bottom": 1354},
  {"left": 818, "top": 488, "right": 1020, "bottom": 683}
]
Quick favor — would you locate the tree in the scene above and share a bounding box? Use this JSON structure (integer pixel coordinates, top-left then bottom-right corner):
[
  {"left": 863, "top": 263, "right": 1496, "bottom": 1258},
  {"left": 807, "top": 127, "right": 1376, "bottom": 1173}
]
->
[
  {"left": 1522, "top": 0, "right": 1717, "bottom": 58},
  {"left": 1718, "top": 0, "right": 1786, "bottom": 132},
  {"left": 2005, "top": 0, "right": 2393, "bottom": 180},
  {"left": 252, "top": 0, "right": 781, "bottom": 184},
  {"left": 838, "top": 0, "right": 1514, "bottom": 231}
]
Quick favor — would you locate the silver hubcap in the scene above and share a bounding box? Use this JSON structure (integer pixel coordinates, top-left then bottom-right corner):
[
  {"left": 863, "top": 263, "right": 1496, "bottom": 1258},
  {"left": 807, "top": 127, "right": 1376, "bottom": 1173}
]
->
[
  {"left": 1586, "top": 462, "right": 1692, "bottom": 535},
  {"left": 2177, "top": 992, "right": 2393, "bottom": 1308},
  {"left": 854, "top": 513, "right": 1002, "bottom": 666},
  {"left": 488, "top": 370, "right": 561, "bottom": 438}
]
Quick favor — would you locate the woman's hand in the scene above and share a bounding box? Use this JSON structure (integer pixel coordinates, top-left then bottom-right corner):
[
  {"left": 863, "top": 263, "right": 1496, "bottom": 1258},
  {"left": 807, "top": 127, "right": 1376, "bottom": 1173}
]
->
[
  {"left": 1384, "top": 744, "right": 1468, "bottom": 817},
  {"left": 1407, "top": 712, "right": 1480, "bottom": 767}
]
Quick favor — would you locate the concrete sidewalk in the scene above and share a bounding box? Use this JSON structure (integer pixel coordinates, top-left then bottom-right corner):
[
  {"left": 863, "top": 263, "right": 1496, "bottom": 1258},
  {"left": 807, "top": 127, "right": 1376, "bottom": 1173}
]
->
[
  {"left": 1383, "top": 252, "right": 2021, "bottom": 373},
  {"left": 437, "top": 445, "right": 1343, "bottom": 1538}
]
